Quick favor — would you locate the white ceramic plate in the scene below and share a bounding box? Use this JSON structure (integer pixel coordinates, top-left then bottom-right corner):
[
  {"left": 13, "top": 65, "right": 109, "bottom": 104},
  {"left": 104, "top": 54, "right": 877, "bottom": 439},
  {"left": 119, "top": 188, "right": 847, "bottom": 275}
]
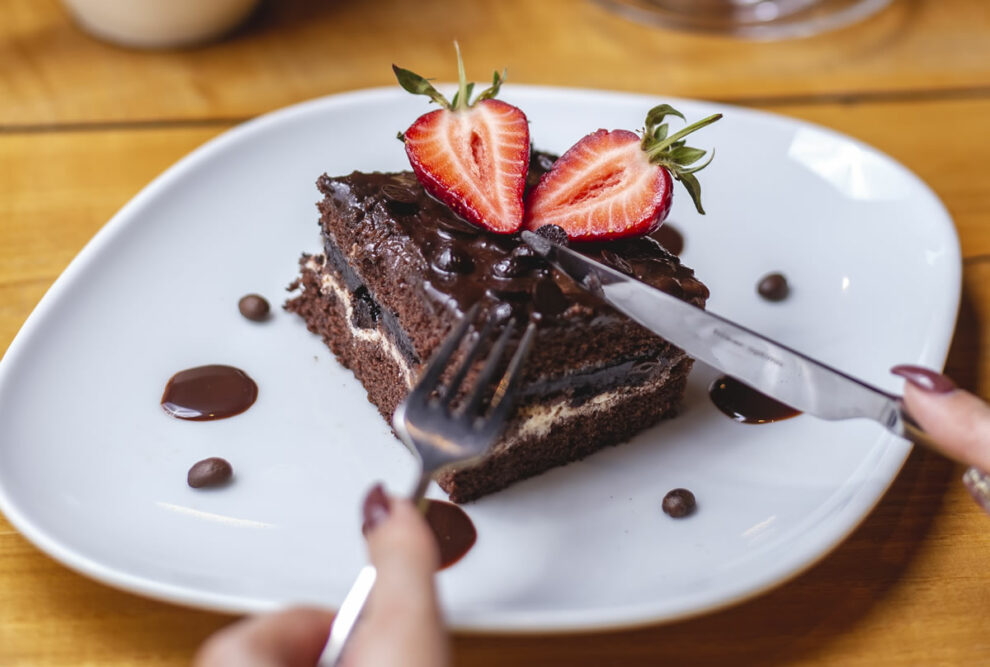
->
[{"left": 0, "top": 87, "right": 959, "bottom": 631}]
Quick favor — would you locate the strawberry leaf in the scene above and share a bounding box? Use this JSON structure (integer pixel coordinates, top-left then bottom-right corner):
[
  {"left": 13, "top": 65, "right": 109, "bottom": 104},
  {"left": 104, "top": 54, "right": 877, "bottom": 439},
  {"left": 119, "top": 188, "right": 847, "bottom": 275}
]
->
[
  {"left": 476, "top": 69, "right": 506, "bottom": 102},
  {"left": 639, "top": 109, "right": 721, "bottom": 215},
  {"left": 392, "top": 65, "right": 450, "bottom": 109},
  {"left": 682, "top": 150, "right": 715, "bottom": 175},
  {"left": 643, "top": 123, "right": 668, "bottom": 150},
  {"left": 667, "top": 146, "right": 707, "bottom": 166},
  {"left": 676, "top": 171, "right": 705, "bottom": 215},
  {"left": 645, "top": 104, "right": 685, "bottom": 128}
]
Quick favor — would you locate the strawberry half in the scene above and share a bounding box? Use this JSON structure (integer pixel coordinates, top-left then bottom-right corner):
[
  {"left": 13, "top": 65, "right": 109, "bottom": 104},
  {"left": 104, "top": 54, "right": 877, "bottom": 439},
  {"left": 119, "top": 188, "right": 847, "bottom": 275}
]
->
[
  {"left": 524, "top": 104, "right": 721, "bottom": 241},
  {"left": 394, "top": 45, "right": 529, "bottom": 234}
]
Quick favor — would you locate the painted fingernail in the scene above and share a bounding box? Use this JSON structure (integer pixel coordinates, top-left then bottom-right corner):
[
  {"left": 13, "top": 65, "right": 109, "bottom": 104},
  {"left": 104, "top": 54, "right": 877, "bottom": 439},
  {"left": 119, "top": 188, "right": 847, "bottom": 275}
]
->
[
  {"left": 891, "top": 365, "right": 956, "bottom": 394},
  {"left": 361, "top": 483, "right": 391, "bottom": 535}
]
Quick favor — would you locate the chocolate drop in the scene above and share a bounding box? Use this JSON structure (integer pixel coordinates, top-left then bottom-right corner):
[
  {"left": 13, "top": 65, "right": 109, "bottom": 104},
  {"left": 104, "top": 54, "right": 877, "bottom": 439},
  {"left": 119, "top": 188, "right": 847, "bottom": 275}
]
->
[
  {"left": 662, "top": 488, "right": 696, "bottom": 518},
  {"left": 238, "top": 294, "right": 270, "bottom": 321},
  {"left": 757, "top": 273, "right": 790, "bottom": 302},
  {"left": 188, "top": 457, "right": 233, "bottom": 488}
]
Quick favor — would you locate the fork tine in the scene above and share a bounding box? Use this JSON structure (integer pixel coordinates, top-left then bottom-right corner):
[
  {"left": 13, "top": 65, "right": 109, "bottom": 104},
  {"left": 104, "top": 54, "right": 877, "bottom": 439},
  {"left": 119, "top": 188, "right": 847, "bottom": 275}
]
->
[
  {"left": 482, "top": 322, "right": 536, "bottom": 433},
  {"left": 464, "top": 318, "right": 518, "bottom": 417},
  {"left": 408, "top": 303, "right": 480, "bottom": 401},
  {"left": 439, "top": 312, "right": 496, "bottom": 407},
  {"left": 488, "top": 321, "right": 537, "bottom": 413}
]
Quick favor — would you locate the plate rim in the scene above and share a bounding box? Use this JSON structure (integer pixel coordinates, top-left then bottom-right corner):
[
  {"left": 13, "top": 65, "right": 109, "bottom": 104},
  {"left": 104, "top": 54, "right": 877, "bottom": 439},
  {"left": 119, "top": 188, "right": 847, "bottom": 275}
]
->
[{"left": 0, "top": 84, "right": 962, "bottom": 632}]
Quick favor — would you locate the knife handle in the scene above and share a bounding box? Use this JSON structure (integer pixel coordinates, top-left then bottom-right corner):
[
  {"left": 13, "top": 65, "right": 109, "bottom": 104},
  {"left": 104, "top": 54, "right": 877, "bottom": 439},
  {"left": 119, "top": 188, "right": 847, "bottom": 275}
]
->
[{"left": 893, "top": 403, "right": 939, "bottom": 450}]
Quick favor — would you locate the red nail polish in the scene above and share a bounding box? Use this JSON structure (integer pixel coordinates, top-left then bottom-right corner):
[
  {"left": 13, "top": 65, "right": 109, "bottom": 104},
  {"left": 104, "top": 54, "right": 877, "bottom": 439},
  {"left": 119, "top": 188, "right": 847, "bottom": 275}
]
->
[
  {"left": 361, "top": 483, "right": 391, "bottom": 535},
  {"left": 891, "top": 365, "right": 956, "bottom": 394}
]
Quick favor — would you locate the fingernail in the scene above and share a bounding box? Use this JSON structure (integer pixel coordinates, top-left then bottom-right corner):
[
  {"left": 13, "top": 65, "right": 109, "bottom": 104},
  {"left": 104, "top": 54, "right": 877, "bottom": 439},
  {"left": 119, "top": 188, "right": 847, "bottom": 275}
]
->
[
  {"left": 361, "top": 483, "right": 391, "bottom": 535},
  {"left": 891, "top": 364, "right": 956, "bottom": 394}
]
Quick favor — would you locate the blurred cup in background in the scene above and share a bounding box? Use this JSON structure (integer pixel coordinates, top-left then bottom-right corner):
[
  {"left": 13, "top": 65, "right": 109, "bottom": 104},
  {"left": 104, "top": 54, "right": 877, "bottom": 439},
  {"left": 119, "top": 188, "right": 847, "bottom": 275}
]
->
[{"left": 61, "top": 0, "right": 261, "bottom": 49}]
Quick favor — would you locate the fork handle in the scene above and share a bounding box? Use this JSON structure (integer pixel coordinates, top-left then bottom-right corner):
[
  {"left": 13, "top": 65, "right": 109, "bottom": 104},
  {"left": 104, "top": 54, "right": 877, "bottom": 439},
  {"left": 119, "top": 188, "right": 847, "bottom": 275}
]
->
[
  {"left": 410, "top": 471, "right": 432, "bottom": 511},
  {"left": 318, "top": 472, "right": 434, "bottom": 666},
  {"left": 318, "top": 564, "right": 377, "bottom": 666}
]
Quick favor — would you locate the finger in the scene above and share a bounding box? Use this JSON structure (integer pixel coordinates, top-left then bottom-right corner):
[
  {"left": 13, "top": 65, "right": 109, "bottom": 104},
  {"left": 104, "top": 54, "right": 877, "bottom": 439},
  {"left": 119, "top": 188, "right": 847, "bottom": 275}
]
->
[
  {"left": 194, "top": 607, "right": 334, "bottom": 667},
  {"left": 363, "top": 485, "right": 440, "bottom": 584},
  {"left": 344, "top": 484, "right": 449, "bottom": 667},
  {"left": 894, "top": 365, "right": 990, "bottom": 471}
]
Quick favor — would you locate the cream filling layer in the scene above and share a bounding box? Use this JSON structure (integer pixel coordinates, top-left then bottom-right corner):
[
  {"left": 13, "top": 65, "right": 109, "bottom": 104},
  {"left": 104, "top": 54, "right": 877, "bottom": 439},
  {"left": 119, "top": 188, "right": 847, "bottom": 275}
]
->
[
  {"left": 310, "top": 256, "right": 415, "bottom": 388},
  {"left": 510, "top": 373, "right": 673, "bottom": 442}
]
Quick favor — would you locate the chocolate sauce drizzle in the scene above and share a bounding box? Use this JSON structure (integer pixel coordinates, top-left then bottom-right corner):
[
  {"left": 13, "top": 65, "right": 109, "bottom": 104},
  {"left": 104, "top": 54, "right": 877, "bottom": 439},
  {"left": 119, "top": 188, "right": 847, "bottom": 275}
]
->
[
  {"left": 424, "top": 499, "right": 476, "bottom": 569},
  {"left": 161, "top": 365, "right": 258, "bottom": 421},
  {"left": 651, "top": 224, "right": 684, "bottom": 256},
  {"left": 708, "top": 375, "right": 801, "bottom": 424}
]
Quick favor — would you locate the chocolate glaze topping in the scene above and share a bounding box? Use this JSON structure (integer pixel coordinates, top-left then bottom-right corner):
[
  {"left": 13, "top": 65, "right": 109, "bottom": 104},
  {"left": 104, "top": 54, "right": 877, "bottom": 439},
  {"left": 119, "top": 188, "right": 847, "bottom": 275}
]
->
[{"left": 315, "top": 152, "right": 708, "bottom": 331}]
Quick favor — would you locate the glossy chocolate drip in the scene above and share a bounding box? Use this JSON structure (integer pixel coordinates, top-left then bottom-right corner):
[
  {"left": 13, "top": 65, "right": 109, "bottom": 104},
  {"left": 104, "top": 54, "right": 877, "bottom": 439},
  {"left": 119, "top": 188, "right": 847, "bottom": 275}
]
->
[
  {"left": 161, "top": 365, "right": 258, "bottom": 421},
  {"left": 651, "top": 224, "right": 684, "bottom": 256},
  {"left": 316, "top": 151, "right": 708, "bottom": 328},
  {"left": 424, "top": 499, "right": 476, "bottom": 569},
  {"left": 708, "top": 375, "right": 801, "bottom": 424}
]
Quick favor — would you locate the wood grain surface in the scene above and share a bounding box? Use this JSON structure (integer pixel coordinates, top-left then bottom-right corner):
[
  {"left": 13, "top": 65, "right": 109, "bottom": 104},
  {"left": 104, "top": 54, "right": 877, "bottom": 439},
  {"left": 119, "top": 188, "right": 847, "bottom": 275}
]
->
[{"left": 1, "top": 0, "right": 989, "bottom": 664}]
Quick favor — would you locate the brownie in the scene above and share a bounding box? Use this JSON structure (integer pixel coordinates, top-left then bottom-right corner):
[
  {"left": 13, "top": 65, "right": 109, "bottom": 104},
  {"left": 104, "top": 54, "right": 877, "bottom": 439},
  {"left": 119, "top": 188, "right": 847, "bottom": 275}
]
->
[{"left": 286, "top": 153, "right": 709, "bottom": 502}]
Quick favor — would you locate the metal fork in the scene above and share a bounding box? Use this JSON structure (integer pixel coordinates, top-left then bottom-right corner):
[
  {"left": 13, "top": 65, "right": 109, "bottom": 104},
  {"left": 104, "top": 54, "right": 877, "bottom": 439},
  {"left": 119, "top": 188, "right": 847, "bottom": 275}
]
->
[{"left": 318, "top": 305, "right": 537, "bottom": 666}]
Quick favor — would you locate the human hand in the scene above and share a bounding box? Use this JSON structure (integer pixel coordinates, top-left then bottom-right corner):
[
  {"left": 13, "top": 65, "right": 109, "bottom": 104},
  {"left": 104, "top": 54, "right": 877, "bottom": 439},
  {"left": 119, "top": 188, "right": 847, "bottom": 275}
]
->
[
  {"left": 893, "top": 365, "right": 990, "bottom": 512},
  {"left": 194, "top": 484, "right": 449, "bottom": 667}
]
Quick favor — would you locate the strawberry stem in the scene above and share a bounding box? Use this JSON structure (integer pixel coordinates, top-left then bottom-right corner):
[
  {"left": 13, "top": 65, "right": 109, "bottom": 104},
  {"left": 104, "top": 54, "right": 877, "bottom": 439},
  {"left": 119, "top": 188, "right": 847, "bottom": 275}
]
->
[
  {"left": 454, "top": 41, "right": 469, "bottom": 112},
  {"left": 645, "top": 113, "right": 722, "bottom": 159},
  {"left": 394, "top": 43, "right": 509, "bottom": 113},
  {"left": 639, "top": 105, "right": 722, "bottom": 215}
]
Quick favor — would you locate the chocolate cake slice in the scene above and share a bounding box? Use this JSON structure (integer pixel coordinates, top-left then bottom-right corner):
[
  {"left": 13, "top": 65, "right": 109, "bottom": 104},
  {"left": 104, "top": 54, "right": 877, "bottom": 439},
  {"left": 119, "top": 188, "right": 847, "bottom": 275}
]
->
[{"left": 286, "top": 154, "right": 709, "bottom": 503}]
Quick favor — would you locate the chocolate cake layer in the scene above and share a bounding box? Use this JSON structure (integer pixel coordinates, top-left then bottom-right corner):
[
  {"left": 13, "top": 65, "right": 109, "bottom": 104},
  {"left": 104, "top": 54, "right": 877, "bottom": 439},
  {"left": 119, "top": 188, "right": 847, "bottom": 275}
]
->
[{"left": 286, "top": 154, "right": 709, "bottom": 502}]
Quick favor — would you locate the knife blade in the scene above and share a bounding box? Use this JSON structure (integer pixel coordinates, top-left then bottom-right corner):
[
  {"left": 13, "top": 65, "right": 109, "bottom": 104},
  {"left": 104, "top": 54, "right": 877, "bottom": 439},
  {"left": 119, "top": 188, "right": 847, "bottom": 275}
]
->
[{"left": 521, "top": 230, "right": 932, "bottom": 447}]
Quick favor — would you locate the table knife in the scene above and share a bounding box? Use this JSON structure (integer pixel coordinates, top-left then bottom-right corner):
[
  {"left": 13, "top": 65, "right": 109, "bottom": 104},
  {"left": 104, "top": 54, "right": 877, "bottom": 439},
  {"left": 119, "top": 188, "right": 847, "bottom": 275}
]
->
[{"left": 521, "top": 229, "right": 990, "bottom": 513}]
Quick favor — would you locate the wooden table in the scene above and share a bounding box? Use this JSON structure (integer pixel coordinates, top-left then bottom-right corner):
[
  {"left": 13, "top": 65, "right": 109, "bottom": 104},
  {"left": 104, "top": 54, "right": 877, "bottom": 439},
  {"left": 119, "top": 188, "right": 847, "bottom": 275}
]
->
[{"left": 2, "top": 0, "right": 989, "bottom": 664}]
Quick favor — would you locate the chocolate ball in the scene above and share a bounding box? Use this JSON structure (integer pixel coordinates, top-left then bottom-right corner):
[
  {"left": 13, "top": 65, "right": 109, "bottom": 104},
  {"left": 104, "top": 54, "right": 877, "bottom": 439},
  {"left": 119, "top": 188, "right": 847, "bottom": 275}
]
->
[
  {"left": 757, "top": 273, "right": 790, "bottom": 302},
  {"left": 662, "top": 488, "right": 696, "bottom": 518},
  {"left": 188, "top": 457, "right": 233, "bottom": 489},
  {"left": 238, "top": 294, "right": 270, "bottom": 321}
]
